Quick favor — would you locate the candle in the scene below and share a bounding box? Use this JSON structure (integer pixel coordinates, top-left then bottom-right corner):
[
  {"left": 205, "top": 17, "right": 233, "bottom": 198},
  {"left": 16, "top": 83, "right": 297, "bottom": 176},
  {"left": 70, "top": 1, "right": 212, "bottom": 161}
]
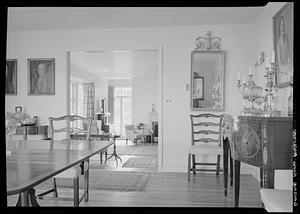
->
[
  {"left": 243, "top": 76, "right": 246, "bottom": 84},
  {"left": 238, "top": 72, "right": 241, "bottom": 80},
  {"left": 265, "top": 57, "right": 269, "bottom": 68},
  {"left": 249, "top": 66, "right": 252, "bottom": 75},
  {"left": 271, "top": 50, "right": 275, "bottom": 63}
]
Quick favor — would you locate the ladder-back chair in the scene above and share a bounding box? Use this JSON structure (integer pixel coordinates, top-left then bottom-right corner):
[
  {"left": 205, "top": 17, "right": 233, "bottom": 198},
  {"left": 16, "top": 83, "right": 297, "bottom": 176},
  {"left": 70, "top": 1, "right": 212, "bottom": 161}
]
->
[
  {"left": 188, "top": 113, "right": 224, "bottom": 181},
  {"left": 37, "top": 115, "right": 92, "bottom": 206}
]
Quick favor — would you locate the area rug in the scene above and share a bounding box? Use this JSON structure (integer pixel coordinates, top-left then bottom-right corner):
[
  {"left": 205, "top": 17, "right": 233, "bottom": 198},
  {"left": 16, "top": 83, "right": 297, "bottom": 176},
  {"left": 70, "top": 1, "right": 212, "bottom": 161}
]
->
[
  {"left": 35, "top": 170, "right": 154, "bottom": 192},
  {"left": 107, "top": 144, "right": 158, "bottom": 156},
  {"left": 122, "top": 156, "right": 157, "bottom": 168}
]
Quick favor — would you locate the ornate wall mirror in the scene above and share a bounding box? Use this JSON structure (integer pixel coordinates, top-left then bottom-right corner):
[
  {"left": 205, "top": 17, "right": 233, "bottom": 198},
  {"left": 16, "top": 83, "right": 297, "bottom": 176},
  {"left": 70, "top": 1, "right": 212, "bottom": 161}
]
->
[{"left": 190, "top": 31, "right": 225, "bottom": 111}]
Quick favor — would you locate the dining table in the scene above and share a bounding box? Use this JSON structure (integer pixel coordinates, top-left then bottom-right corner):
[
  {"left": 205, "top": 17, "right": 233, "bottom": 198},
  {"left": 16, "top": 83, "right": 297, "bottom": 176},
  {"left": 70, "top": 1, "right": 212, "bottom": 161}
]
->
[{"left": 6, "top": 139, "right": 113, "bottom": 206}]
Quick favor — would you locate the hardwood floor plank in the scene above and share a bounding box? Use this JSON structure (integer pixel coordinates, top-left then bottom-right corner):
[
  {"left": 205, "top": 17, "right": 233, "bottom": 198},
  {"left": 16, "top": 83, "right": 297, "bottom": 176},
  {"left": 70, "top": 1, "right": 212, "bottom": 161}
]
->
[{"left": 7, "top": 172, "right": 261, "bottom": 207}]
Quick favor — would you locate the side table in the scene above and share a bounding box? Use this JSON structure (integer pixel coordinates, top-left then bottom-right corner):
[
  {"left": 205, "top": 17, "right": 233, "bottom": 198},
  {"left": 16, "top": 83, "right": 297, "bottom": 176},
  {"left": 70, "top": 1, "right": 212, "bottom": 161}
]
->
[{"left": 105, "top": 135, "right": 122, "bottom": 165}]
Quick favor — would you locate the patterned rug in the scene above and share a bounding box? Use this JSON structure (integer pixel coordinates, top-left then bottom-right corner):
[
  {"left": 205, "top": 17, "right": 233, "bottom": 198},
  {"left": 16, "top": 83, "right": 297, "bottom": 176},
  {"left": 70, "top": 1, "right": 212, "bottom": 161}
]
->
[
  {"left": 106, "top": 144, "right": 158, "bottom": 156},
  {"left": 122, "top": 156, "right": 157, "bottom": 168},
  {"left": 35, "top": 170, "right": 154, "bottom": 192}
]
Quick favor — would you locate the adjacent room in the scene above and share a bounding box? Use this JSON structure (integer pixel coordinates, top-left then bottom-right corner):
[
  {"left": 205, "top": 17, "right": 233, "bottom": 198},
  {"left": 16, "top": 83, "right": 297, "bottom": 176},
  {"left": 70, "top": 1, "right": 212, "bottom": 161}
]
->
[{"left": 5, "top": 3, "right": 294, "bottom": 211}]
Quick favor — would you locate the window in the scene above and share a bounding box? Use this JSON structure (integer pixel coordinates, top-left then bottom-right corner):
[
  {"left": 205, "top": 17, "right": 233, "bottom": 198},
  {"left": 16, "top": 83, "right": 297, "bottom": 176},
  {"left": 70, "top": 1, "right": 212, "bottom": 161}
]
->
[
  {"left": 113, "top": 87, "right": 132, "bottom": 136},
  {"left": 70, "top": 82, "right": 84, "bottom": 128}
]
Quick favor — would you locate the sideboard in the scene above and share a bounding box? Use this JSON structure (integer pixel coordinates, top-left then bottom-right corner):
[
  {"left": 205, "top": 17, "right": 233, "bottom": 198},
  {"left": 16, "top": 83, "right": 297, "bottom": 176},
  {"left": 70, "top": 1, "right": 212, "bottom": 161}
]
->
[{"left": 232, "top": 116, "right": 293, "bottom": 207}]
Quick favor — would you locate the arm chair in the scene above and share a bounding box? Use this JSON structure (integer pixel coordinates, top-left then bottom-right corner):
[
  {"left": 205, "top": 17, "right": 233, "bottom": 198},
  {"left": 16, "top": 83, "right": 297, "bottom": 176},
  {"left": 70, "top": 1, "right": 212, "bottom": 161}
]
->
[
  {"left": 125, "top": 125, "right": 135, "bottom": 145},
  {"left": 37, "top": 115, "right": 92, "bottom": 207},
  {"left": 188, "top": 114, "right": 225, "bottom": 183},
  {"left": 124, "top": 125, "right": 145, "bottom": 145},
  {"left": 260, "top": 170, "right": 293, "bottom": 212}
]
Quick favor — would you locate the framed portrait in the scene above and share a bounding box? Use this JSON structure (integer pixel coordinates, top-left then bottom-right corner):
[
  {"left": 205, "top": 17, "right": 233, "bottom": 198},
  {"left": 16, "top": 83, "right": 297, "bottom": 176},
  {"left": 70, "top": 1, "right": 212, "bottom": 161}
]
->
[
  {"left": 6, "top": 59, "right": 17, "bottom": 95},
  {"left": 28, "top": 58, "right": 55, "bottom": 95},
  {"left": 273, "top": 2, "right": 293, "bottom": 88}
]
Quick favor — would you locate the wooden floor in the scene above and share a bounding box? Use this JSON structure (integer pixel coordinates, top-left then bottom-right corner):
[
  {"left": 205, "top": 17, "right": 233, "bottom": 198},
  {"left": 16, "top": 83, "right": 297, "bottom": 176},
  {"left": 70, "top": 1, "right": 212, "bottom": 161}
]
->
[
  {"left": 7, "top": 140, "right": 261, "bottom": 207},
  {"left": 7, "top": 172, "right": 261, "bottom": 207}
]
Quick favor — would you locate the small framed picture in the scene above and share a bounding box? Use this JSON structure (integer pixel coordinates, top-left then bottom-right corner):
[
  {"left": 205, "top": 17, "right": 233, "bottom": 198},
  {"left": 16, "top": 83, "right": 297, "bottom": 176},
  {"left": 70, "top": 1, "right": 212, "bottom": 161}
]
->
[
  {"left": 6, "top": 59, "right": 17, "bottom": 95},
  {"left": 15, "top": 106, "right": 22, "bottom": 114},
  {"left": 273, "top": 2, "right": 293, "bottom": 88},
  {"left": 28, "top": 58, "right": 55, "bottom": 95}
]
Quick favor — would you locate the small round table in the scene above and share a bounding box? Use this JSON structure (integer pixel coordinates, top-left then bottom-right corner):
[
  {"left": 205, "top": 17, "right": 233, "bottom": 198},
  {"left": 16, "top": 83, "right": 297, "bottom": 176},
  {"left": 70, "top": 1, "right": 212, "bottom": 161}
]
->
[{"left": 105, "top": 135, "right": 122, "bottom": 165}]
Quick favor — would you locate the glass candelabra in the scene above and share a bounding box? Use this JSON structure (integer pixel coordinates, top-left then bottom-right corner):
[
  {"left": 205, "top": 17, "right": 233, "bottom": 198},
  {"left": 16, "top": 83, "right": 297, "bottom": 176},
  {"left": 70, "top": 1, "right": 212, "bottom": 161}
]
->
[
  {"left": 236, "top": 73, "right": 264, "bottom": 116},
  {"left": 263, "top": 62, "right": 281, "bottom": 116}
]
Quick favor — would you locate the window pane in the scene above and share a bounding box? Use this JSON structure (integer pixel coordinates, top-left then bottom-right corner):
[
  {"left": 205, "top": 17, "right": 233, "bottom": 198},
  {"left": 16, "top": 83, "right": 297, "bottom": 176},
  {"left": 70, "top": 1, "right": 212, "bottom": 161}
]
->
[
  {"left": 122, "top": 87, "right": 132, "bottom": 96},
  {"left": 114, "top": 98, "right": 121, "bottom": 111},
  {"left": 78, "top": 84, "right": 84, "bottom": 100},
  {"left": 114, "top": 111, "right": 121, "bottom": 124},
  {"left": 114, "top": 125, "right": 121, "bottom": 135},
  {"left": 122, "top": 98, "right": 132, "bottom": 111},
  {"left": 123, "top": 111, "right": 132, "bottom": 123},
  {"left": 114, "top": 88, "right": 122, "bottom": 97},
  {"left": 78, "top": 99, "right": 84, "bottom": 117}
]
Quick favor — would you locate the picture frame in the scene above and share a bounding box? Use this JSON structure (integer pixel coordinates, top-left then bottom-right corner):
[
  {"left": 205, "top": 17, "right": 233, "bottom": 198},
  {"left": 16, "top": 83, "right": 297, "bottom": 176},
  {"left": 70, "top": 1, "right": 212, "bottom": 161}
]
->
[
  {"left": 28, "top": 58, "right": 55, "bottom": 95},
  {"left": 15, "top": 106, "right": 22, "bottom": 114},
  {"left": 6, "top": 59, "right": 17, "bottom": 95},
  {"left": 273, "top": 2, "right": 293, "bottom": 88}
]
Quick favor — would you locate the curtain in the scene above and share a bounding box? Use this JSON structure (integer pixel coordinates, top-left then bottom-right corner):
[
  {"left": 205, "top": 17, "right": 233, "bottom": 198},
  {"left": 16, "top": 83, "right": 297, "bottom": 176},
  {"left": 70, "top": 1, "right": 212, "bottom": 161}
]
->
[
  {"left": 108, "top": 86, "right": 114, "bottom": 123},
  {"left": 83, "top": 82, "right": 95, "bottom": 119}
]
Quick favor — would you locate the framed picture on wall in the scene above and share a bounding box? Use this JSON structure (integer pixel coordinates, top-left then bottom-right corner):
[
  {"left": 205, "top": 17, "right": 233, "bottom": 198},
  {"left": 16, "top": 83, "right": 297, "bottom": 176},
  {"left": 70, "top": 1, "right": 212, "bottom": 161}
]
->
[
  {"left": 273, "top": 2, "right": 293, "bottom": 88},
  {"left": 28, "top": 58, "right": 55, "bottom": 95},
  {"left": 6, "top": 59, "right": 17, "bottom": 95}
]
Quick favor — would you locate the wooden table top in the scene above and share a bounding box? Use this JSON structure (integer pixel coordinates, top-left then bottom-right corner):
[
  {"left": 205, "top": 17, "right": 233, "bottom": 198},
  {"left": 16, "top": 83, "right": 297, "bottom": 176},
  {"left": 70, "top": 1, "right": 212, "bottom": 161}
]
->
[{"left": 6, "top": 139, "right": 113, "bottom": 195}]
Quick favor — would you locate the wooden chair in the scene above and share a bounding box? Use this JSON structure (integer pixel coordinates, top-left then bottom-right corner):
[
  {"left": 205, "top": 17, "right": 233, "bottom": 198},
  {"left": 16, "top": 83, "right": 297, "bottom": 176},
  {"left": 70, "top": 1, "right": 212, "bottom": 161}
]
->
[
  {"left": 70, "top": 134, "right": 109, "bottom": 164},
  {"left": 37, "top": 115, "right": 92, "bottom": 206},
  {"left": 124, "top": 125, "right": 145, "bottom": 145},
  {"left": 188, "top": 113, "right": 224, "bottom": 181},
  {"left": 260, "top": 170, "right": 293, "bottom": 212}
]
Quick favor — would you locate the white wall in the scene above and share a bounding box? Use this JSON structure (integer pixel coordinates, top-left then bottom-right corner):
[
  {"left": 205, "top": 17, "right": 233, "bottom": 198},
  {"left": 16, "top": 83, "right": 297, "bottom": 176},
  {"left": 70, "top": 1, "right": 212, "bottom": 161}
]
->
[
  {"left": 132, "top": 76, "right": 158, "bottom": 125},
  {"left": 6, "top": 19, "right": 261, "bottom": 173}
]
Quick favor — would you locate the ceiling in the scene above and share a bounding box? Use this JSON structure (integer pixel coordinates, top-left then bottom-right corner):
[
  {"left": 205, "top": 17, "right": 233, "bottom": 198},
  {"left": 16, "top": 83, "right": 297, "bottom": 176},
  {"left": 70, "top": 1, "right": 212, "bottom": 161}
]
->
[
  {"left": 71, "top": 50, "right": 158, "bottom": 80},
  {"left": 7, "top": 7, "right": 265, "bottom": 31}
]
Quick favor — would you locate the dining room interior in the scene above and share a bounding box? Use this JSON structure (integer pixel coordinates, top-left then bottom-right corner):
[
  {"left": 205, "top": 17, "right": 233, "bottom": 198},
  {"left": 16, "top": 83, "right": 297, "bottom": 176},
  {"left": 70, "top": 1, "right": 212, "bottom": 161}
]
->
[{"left": 5, "top": 3, "right": 296, "bottom": 211}]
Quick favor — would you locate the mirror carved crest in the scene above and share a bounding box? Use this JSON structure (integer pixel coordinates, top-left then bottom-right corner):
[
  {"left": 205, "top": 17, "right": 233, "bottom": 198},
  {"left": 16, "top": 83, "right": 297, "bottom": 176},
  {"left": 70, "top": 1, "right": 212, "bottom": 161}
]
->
[
  {"left": 191, "top": 31, "right": 225, "bottom": 111},
  {"left": 195, "top": 31, "right": 221, "bottom": 50}
]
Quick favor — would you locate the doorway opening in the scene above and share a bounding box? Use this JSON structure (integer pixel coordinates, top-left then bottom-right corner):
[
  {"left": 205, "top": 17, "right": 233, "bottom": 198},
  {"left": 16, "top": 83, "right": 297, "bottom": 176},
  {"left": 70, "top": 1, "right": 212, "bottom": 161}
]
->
[{"left": 66, "top": 49, "right": 162, "bottom": 172}]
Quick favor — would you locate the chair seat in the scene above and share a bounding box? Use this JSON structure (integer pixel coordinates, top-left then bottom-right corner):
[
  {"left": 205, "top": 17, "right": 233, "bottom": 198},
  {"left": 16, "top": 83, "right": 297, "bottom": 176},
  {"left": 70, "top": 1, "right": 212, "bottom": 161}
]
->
[
  {"left": 188, "top": 144, "right": 222, "bottom": 155},
  {"left": 54, "top": 162, "right": 88, "bottom": 178},
  {"left": 260, "top": 189, "right": 292, "bottom": 212},
  {"left": 135, "top": 134, "right": 145, "bottom": 138}
]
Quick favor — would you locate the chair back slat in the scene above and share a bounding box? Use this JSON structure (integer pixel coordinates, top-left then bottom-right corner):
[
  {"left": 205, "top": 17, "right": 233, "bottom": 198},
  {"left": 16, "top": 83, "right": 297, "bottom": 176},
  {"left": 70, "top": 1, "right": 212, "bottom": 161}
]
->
[
  {"left": 193, "top": 130, "right": 219, "bottom": 135},
  {"left": 49, "top": 115, "right": 92, "bottom": 141},
  {"left": 193, "top": 122, "right": 220, "bottom": 127},
  {"left": 194, "top": 138, "right": 219, "bottom": 143},
  {"left": 190, "top": 113, "right": 223, "bottom": 146}
]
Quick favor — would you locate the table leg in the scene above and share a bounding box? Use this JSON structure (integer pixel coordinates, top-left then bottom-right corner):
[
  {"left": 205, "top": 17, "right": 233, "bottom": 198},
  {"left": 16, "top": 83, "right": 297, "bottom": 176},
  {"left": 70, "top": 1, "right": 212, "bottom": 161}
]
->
[
  {"left": 230, "top": 150, "right": 233, "bottom": 186},
  {"left": 21, "top": 191, "right": 29, "bottom": 206},
  {"left": 105, "top": 137, "right": 122, "bottom": 165},
  {"left": 28, "top": 188, "right": 40, "bottom": 206},
  {"left": 23, "top": 126, "right": 27, "bottom": 140},
  {"left": 234, "top": 160, "right": 241, "bottom": 207},
  {"left": 16, "top": 188, "right": 39, "bottom": 207},
  {"left": 84, "top": 160, "right": 89, "bottom": 202},
  {"left": 223, "top": 138, "right": 228, "bottom": 197}
]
